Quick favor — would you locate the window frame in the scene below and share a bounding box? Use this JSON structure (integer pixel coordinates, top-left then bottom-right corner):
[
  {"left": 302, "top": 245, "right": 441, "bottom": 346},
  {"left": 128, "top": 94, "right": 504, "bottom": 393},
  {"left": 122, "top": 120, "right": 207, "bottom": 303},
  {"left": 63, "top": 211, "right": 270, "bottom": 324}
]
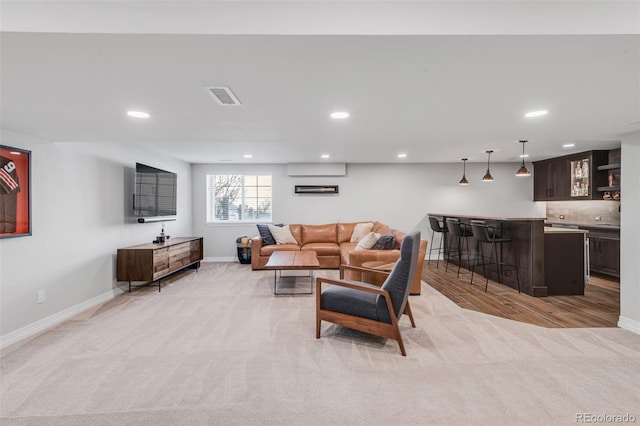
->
[{"left": 205, "top": 173, "right": 272, "bottom": 224}]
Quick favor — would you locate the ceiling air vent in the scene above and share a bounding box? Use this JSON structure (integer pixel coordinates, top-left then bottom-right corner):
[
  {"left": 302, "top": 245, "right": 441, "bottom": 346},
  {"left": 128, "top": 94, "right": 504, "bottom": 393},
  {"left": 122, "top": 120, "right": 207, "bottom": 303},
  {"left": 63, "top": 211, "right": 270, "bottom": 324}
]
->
[{"left": 205, "top": 86, "right": 241, "bottom": 106}]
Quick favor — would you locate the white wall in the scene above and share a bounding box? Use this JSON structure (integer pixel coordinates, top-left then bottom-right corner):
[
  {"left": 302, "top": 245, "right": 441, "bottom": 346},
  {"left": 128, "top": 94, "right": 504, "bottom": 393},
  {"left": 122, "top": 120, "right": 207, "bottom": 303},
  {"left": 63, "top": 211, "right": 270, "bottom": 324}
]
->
[
  {"left": 619, "top": 131, "right": 640, "bottom": 333},
  {"left": 192, "top": 162, "right": 544, "bottom": 260},
  {"left": 0, "top": 130, "right": 193, "bottom": 343}
]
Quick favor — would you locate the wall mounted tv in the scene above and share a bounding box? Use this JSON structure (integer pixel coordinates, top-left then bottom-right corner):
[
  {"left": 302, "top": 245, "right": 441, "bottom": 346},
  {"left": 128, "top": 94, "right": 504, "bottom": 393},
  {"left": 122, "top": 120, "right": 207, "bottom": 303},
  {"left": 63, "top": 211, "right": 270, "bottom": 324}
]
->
[{"left": 134, "top": 163, "right": 177, "bottom": 223}]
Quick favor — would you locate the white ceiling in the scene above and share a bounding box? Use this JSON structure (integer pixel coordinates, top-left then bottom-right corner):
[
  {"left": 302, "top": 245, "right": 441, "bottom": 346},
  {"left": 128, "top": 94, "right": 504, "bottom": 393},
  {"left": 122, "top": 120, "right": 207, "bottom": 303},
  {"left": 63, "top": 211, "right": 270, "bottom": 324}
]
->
[{"left": 1, "top": 1, "right": 639, "bottom": 165}]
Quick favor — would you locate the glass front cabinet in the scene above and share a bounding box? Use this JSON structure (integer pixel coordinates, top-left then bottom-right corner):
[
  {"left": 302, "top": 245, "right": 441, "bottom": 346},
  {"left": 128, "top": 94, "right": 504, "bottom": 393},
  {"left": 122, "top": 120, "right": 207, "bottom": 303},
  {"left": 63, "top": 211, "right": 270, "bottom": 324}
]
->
[{"left": 570, "top": 158, "right": 591, "bottom": 198}]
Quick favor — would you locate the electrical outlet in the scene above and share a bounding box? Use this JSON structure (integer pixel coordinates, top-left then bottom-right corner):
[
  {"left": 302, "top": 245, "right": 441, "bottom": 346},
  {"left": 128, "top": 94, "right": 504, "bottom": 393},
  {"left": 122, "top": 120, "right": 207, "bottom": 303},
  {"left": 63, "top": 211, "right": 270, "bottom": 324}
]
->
[
  {"left": 595, "top": 216, "right": 602, "bottom": 221},
  {"left": 37, "top": 290, "right": 46, "bottom": 304}
]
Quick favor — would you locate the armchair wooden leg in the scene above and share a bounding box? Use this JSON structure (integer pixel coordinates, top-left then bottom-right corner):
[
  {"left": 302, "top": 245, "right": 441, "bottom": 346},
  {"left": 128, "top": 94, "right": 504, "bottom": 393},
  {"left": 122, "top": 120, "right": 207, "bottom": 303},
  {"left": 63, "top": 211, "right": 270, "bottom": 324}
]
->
[
  {"left": 404, "top": 301, "right": 416, "bottom": 328},
  {"left": 394, "top": 323, "right": 407, "bottom": 356}
]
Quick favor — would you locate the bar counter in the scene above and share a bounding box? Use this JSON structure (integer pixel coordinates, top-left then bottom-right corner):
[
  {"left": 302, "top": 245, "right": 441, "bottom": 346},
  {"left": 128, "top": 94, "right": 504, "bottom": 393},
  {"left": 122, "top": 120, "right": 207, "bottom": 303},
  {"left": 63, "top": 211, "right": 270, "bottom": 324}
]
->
[{"left": 429, "top": 214, "right": 548, "bottom": 296}]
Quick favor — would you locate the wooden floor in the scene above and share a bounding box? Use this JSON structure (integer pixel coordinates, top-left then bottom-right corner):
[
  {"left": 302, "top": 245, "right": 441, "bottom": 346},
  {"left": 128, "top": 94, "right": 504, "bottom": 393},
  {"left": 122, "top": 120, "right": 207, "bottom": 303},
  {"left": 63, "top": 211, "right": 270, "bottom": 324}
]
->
[{"left": 421, "top": 260, "right": 620, "bottom": 328}]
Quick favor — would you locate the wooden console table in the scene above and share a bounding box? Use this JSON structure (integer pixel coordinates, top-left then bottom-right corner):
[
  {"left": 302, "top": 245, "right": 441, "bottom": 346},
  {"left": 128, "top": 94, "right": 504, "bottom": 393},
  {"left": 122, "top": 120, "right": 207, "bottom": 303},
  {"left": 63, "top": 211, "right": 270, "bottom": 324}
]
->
[{"left": 117, "top": 237, "right": 203, "bottom": 292}]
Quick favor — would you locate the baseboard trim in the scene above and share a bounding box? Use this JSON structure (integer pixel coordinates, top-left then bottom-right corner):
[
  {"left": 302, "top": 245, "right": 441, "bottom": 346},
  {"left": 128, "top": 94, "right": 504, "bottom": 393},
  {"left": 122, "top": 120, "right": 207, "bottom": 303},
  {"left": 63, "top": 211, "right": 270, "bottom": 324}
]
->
[
  {"left": 618, "top": 316, "right": 640, "bottom": 335},
  {"left": 0, "top": 288, "right": 124, "bottom": 350},
  {"left": 204, "top": 257, "right": 238, "bottom": 262}
]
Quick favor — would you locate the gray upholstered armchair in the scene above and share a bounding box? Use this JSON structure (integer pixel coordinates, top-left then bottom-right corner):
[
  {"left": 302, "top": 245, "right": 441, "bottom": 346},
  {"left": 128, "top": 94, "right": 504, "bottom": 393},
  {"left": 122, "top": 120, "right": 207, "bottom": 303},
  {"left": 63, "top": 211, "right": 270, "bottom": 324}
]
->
[{"left": 315, "top": 231, "right": 420, "bottom": 356}]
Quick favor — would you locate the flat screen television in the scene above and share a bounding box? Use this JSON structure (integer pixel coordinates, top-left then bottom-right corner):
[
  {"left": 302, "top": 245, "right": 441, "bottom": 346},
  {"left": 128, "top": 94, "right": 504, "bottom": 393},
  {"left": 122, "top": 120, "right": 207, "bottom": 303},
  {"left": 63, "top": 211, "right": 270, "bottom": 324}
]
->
[{"left": 134, "top": 163, "right": 177, "bottom": 223}]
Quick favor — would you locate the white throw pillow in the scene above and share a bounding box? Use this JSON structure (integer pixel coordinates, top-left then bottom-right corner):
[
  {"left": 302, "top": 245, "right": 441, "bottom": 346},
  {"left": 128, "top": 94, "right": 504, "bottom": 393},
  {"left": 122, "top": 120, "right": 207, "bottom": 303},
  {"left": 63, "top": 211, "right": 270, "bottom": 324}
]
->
[
  {"left": 355, "top": 232, "right": 381, "bottom": 250},
  {"left": 350, "top": 222, "right": 374, "bottom": 242},
  {"left": 268, "top": 224, "right": 298, "bottom": 245}
]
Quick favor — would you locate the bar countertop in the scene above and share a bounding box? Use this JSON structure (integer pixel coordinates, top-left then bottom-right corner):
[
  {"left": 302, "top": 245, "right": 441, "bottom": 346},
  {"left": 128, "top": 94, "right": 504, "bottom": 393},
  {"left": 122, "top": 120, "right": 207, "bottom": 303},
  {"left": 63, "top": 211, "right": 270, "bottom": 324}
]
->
[
  {"left": 429, "top": 213, "right": 546, "bottom": 222},
  {"left": 544, "top": 226, "right": 589, "bottom": 234}
]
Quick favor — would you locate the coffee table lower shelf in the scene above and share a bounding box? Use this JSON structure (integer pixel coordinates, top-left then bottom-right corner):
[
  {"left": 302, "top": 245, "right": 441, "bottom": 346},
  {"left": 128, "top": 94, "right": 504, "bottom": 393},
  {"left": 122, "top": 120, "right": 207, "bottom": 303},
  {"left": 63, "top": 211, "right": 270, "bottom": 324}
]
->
[{"left": 264, "top": 251, "right": 320, "bottom": 296}]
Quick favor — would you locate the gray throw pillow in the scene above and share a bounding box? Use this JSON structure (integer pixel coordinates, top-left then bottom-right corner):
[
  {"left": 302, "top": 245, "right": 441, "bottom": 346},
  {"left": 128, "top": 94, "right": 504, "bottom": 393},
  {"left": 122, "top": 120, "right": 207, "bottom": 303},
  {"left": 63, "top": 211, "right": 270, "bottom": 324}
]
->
[{"left": 372, "top": 232, "right": 395, "bottom": 250}]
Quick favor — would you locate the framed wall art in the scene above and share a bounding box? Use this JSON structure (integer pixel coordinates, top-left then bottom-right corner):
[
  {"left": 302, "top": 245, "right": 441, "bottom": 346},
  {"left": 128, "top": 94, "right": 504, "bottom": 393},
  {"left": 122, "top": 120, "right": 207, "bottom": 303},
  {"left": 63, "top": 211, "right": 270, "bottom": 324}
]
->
[{"left": 0, "top": 145, "right": 31, "bottom": 238}]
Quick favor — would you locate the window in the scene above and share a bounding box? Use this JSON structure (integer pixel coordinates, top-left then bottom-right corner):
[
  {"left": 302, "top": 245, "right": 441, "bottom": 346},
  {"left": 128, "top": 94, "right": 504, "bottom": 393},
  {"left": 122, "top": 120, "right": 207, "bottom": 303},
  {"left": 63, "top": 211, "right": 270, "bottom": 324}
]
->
[{"left": 206, "top": 174, "right": 272, "bottom": 222}]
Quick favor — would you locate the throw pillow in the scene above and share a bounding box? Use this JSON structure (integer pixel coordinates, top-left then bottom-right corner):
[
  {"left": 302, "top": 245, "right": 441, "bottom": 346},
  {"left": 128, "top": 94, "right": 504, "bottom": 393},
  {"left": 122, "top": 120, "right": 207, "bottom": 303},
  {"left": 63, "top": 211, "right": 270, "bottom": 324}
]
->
[
  {"left": 350, "top": 222, "right": 374, "bottom": 243},
  {"left": 268, "top": 224, "right": 298, "bottom": 245},
  {"left": 355, "top": 232, "right": 381, "bottom": 250},
  {"left": 256, "top": 224, "right": 276, "bottom": 245},
  {"left": 372, "top": 232, "right": 395, "bottom": 250}
]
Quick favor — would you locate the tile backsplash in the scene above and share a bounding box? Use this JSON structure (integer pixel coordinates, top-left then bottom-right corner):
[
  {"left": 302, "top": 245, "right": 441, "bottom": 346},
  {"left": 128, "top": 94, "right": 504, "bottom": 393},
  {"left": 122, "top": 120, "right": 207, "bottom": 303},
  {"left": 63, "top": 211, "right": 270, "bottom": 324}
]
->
[{"left": 546, "top": 200, "right": 620, "bottom": 226}]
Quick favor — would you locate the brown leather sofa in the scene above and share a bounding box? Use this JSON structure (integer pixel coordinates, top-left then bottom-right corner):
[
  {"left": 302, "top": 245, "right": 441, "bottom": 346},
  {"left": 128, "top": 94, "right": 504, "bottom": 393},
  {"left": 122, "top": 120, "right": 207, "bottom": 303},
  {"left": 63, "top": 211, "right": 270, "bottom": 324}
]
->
[{"left": 251, "top": 221, "right": 427, "bottom": 295}]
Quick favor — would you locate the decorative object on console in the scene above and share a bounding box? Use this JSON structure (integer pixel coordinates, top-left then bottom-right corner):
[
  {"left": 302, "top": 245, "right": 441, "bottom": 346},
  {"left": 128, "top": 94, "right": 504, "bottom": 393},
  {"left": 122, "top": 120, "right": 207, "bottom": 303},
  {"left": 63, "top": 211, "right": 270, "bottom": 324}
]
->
[
  {"left": 603, "top": 191, "right": 612, "bottom": 200},
  {"left": 482, "top": 150, "right": 494, "bottom": 182},
  {"left": 613, "top": 191, "right": 620, "bottom": 200},
  {"left": 515, "top": 140, "right": 531, "bottom": 177},
  {"left": 459, "top": 158, "right": 469, "bottom": 185},
  {"left": 268, "top": 224, "right": 298, "bottom": 244},
  {"left": 350, "top": 222, "right": 374, "bottom": 242}
]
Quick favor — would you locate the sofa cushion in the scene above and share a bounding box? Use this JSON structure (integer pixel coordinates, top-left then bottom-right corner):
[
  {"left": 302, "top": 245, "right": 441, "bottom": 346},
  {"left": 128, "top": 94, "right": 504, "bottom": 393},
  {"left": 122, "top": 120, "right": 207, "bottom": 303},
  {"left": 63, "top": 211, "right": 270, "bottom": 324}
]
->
[
  {"left": 301, "top": 243, "right": 340, "bottom": 256},
  {"left": 302, "top": 223, "right": 337, "bottom": 245},
  {"left": 350, "top": 222, "right": 374, "bottom": 242},
  {"left": 260, "top": 244, "right": 301, "bottom": 256},
  {"left": 340, "top": 242, "right": 358, "bottom": 264},
  {"left": 372, "top": 221, "right": 393, "bottom": 235},
  {"left": 355, "top": 232, "right": 380, "bottom": 250},
  {"left": 372, "top": 232, "right": 395, "bottom": 250},
  {"left": 337, "top": 222, "right": 358, "bottom": 244},
  {"left": 289, "top": 224, "right": 303, "bottom": 245},
  {"left": 269, "top": 224, "right": 298, "bottom": 244}
]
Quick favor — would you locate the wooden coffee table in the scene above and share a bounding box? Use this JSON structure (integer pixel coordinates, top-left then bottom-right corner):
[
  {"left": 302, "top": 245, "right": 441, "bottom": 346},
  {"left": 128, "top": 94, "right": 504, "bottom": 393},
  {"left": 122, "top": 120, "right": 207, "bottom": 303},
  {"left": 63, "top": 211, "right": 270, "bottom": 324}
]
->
[{"left": 264, "top": 251, "right": 320, "bottom": 295}]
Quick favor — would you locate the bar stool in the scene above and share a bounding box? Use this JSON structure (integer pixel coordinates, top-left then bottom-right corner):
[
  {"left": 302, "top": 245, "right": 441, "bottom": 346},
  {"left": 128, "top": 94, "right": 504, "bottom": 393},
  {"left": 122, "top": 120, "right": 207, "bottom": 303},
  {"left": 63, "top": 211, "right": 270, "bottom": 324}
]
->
[
  {"left": 469, "top": 221, "right": 521, "bottom": 293},
  {"left": 427, "top": 215, "right": 448, "bottom": 268},
  {"left": 445, "top": 218, "right": 474, "bottom": 278}
]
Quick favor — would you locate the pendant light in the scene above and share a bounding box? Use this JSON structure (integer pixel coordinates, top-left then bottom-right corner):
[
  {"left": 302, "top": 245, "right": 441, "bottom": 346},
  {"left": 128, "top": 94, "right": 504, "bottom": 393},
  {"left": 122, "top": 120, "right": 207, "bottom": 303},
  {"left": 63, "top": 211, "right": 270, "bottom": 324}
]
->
[
  {"left": 482, "top": 150, "right": 494, "bottom": 181},
  {"left": 459, "top": 158, "right": 469, "bottom": 185},
  {"left": 516, "top": 140, "right": 531, "bottom": 177}
]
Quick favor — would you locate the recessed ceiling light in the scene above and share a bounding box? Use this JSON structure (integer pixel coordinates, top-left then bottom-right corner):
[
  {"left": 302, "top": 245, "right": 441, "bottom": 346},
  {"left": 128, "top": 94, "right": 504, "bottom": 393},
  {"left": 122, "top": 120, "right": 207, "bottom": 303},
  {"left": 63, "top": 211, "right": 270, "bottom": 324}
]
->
[
  {"left": 563, "top": 143, "right": 575, "bottom": 148},
  {"left": 321, "top": 154, "right": 330, "bottom": 159},
  {"left": 525, "top": 110, "right": 548, "bottom": 118},
  {"left": 397, "top": 153, "right": 407, "bottom": 159},
  {"left": 520, "top": 154, "right": 529, "bottom": 158},
  {"left": 243, "top": 154, "right": 252, "bottom": 159},
  {"left": 330, "top": 112, "right": 350, "bottom": 119},
  {"left": 127, "top": 110, "right": 150, "bottom": 118}
]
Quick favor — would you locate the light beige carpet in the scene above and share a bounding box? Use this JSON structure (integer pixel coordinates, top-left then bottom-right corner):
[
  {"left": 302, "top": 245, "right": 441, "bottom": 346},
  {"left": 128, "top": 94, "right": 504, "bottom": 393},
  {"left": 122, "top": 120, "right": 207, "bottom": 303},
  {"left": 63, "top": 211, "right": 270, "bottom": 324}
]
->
[{"left": 1, "top": 262, "right": 638, "bottom": 426}]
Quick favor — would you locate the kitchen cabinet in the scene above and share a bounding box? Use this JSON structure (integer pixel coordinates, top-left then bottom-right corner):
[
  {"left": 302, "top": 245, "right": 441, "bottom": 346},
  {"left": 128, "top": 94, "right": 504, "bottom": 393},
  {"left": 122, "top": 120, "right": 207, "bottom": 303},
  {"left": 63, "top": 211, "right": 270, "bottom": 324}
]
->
[
  {"left": 533, "top": 150, "right": 609, "bottom": 201},
  {"left": 582, "top": 227, "right": 620, "bottom": 278},
  {"left": 534, "top": 158, "right": 569, "bottom": 201}
]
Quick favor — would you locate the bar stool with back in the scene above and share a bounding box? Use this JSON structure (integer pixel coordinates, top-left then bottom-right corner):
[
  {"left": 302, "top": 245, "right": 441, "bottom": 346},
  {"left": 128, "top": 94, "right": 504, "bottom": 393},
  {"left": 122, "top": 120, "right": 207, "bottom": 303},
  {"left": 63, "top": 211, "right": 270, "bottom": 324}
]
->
[
  {"left": 469, "top": 221, "right": 521, "bottom": 293},
  {"left": 445, "top": 217, "right": 474, "bottom": 278},
  {"left": 427, "top": 215, "right": 448, "bottom": 268}
]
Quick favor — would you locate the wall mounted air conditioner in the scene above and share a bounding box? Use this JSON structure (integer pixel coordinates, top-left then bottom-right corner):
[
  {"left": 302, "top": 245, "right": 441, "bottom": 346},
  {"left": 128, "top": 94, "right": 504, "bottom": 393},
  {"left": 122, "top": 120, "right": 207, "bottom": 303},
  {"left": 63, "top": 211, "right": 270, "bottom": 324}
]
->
[{"left": 287, "top": 163, "right": 346, "bottom": 177}]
